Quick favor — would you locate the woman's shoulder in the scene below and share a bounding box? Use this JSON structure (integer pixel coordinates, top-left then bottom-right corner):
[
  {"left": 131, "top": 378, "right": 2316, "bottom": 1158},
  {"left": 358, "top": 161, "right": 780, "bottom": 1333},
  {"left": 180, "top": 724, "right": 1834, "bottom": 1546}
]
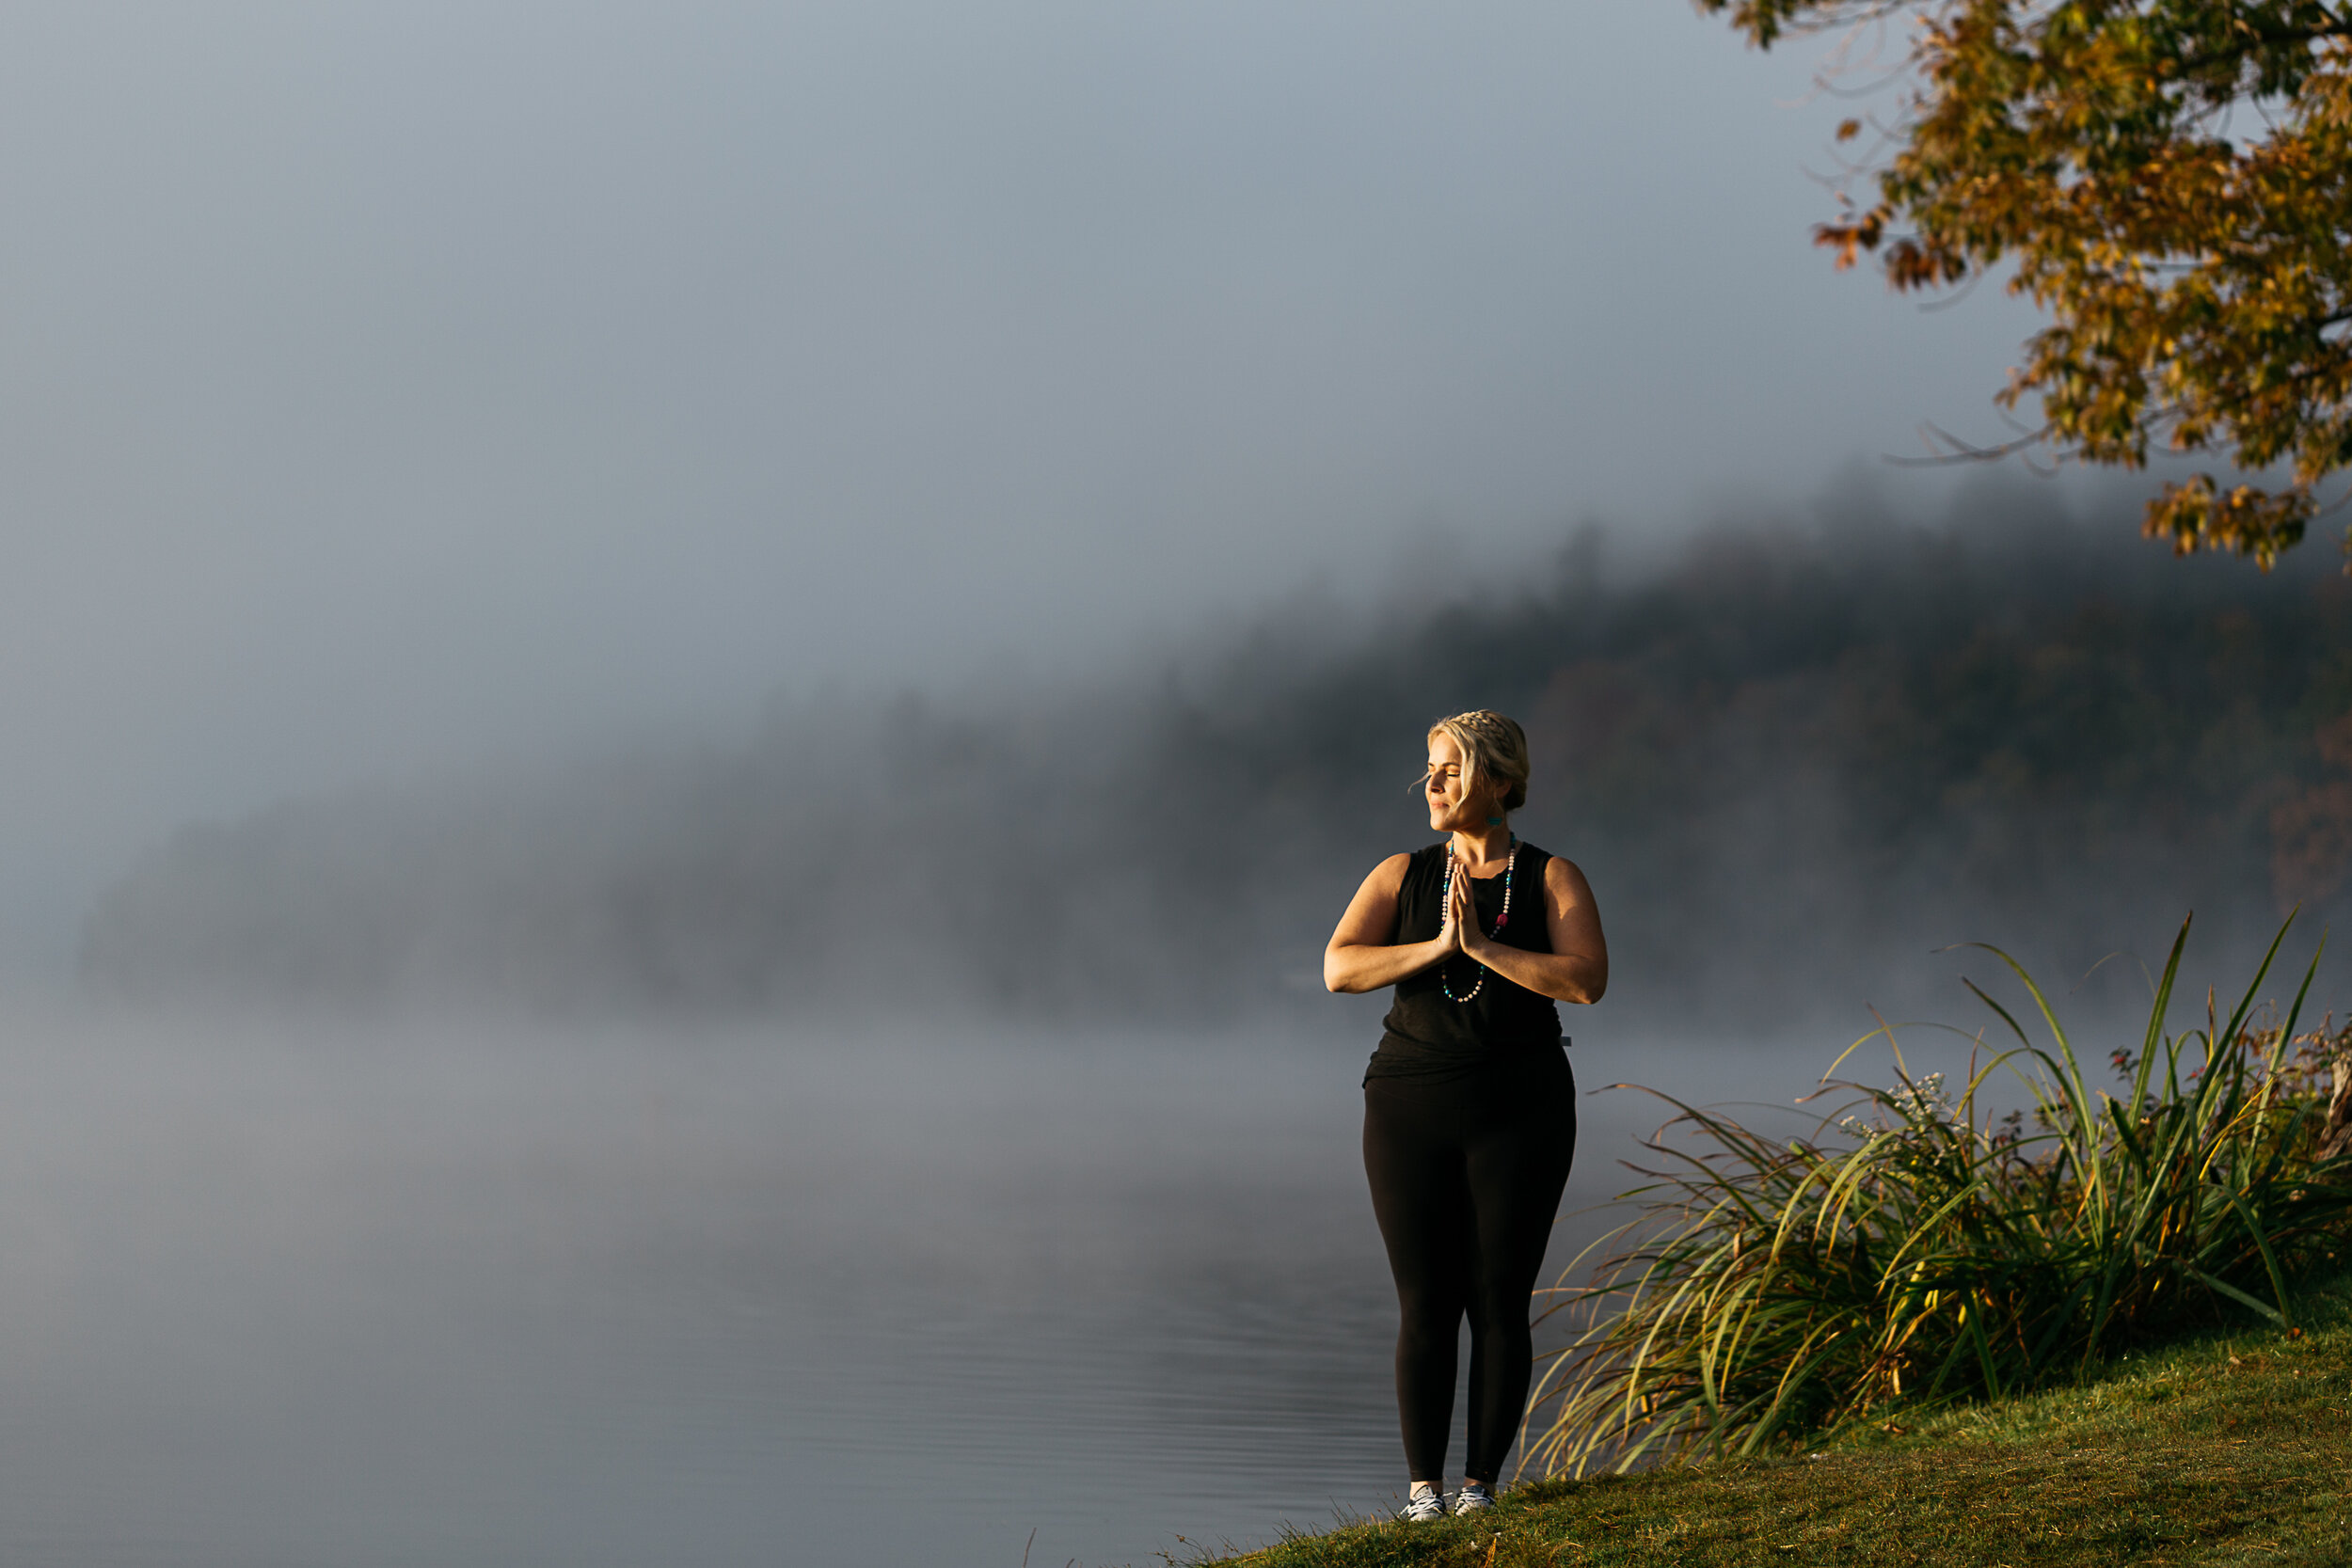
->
[
  {"left": 1530, "top": 847, "right": 1597, "bottom": 898},
  {"left": 1367, "top": 844, "right": 1443, "bottom": 890},
  {"left": 1518, "top": 842, "right": 1587, "bottom": 881}
]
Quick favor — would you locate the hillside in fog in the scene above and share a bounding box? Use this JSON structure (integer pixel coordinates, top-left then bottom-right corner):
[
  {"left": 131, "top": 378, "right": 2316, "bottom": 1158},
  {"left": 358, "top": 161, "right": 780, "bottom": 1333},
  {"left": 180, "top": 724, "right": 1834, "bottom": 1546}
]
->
[{"left": 79, "top": 481, "right": 2352, "bottom": 1033}]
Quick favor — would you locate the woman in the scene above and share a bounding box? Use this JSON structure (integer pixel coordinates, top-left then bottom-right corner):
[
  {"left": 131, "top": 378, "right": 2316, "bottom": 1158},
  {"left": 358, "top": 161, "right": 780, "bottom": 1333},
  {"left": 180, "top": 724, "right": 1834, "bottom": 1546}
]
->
[{"left": 1324, "top": 710, "right": 1607, "bottom": 1521}]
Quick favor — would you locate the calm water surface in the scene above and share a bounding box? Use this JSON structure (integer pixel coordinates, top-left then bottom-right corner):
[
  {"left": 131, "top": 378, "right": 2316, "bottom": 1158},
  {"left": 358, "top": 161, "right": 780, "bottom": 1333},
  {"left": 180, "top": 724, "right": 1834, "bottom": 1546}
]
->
[{"left": 0, "top": 1012, "right": 1724, "bottom": 1567}]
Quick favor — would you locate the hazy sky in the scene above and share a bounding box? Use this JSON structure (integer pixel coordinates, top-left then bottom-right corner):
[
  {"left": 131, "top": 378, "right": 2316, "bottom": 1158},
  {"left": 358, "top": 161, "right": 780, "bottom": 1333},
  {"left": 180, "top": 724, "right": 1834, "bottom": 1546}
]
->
[{"left": 0, "top": 1, "right": 2059, "bottom": 964}]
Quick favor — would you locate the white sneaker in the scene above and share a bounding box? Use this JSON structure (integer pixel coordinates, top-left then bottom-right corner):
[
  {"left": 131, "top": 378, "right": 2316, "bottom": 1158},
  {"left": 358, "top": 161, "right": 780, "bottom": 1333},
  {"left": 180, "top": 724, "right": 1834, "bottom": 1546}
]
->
[
  {"left": 1400, "top": 1487, "right": 1446, "bottom": 1523},
  {"left": 1453, "top": 1482, "right": 1496, "bottom": 1515}
]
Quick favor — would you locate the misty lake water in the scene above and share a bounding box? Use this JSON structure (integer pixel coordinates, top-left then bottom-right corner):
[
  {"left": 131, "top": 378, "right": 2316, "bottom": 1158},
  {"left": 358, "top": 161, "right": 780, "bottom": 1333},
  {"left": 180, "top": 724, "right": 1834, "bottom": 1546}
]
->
[{"left": 0, "top": 1009, "right": 1797, "bottom": 1567}]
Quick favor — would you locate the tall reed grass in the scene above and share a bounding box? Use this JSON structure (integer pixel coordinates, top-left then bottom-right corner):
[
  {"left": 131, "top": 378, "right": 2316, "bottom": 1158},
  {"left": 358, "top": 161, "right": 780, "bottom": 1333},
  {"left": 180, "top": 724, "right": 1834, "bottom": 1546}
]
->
[{"left": 1522, "top": 914, "right": 2352, "bottom": 1479}]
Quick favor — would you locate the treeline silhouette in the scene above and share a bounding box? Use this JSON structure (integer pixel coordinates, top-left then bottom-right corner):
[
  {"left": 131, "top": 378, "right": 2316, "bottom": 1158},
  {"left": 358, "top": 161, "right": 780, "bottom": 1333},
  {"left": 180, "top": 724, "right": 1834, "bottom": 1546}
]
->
[{"left": 79, "top": 480, "right": 2352, "bottom": 1032}]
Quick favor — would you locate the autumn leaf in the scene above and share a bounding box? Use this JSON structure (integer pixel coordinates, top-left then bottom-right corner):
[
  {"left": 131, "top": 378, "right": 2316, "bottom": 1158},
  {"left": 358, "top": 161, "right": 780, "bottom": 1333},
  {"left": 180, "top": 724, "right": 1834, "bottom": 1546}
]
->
[{"left": 1700, "top": 0, "right": 2352, "bottom": 566}]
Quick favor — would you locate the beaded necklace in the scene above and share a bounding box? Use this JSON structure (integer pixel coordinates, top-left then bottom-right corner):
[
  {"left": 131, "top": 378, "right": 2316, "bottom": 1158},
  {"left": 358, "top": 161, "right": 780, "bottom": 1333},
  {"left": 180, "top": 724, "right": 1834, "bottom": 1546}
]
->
[{"left": 1438, "top": 833, "right": 1516, "bottom": 1004}]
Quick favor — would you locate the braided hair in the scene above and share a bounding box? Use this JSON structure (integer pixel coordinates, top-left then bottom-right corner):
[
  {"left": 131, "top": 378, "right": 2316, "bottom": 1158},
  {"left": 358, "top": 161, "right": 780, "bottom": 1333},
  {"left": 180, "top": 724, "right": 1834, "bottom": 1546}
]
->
[{"left": 1426, "top": 710, "right": 1529, "bottom": 812}]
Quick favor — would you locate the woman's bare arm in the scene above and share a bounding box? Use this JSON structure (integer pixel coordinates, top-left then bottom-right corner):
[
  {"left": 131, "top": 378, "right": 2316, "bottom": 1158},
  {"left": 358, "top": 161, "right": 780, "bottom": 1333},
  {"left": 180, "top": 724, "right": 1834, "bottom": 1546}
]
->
[
  {"left": 1458, "top": 856, "right": 1608, "bottom": 1004},
  {"left": 1324, "top": 853, "right": 1455, "bottom": 993}
]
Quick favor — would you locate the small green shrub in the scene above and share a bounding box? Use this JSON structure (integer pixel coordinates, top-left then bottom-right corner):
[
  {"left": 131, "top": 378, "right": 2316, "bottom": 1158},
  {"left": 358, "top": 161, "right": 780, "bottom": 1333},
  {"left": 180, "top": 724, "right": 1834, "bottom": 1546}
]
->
[{"left": 1521, "top": 914, "right": 2352, "bottom": 1479}]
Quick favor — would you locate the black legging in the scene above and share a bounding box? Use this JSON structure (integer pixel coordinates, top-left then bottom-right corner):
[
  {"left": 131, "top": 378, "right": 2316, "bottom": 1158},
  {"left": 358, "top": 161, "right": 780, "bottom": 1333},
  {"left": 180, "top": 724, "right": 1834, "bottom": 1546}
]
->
[{"left": 1362, "top": 1050, "right": 1576, "bottom": 1484}]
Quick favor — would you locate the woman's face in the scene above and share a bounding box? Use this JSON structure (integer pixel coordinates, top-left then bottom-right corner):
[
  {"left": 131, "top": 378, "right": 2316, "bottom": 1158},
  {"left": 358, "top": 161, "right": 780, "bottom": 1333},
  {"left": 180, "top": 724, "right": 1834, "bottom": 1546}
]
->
[{"left": 1423, "top": 732, "right": 1500, "bottom": 832}]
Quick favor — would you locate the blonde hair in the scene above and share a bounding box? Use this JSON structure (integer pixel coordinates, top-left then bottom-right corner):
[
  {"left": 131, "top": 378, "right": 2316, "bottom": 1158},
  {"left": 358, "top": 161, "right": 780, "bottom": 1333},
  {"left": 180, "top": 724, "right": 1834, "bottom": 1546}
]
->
[{"left": 1427, "top": 710, "right": 1530, "bottom": 813}]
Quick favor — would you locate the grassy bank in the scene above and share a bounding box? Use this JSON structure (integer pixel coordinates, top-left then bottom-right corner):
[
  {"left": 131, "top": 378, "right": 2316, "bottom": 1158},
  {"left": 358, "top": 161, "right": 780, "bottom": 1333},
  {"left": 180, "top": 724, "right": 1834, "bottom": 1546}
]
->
[
  {"left": 1184, "top": 1267, "right": 2352, "bottom": 1568},
  {"left": 1527, "top": 920, "right": 2352, "bottom": 1475}
]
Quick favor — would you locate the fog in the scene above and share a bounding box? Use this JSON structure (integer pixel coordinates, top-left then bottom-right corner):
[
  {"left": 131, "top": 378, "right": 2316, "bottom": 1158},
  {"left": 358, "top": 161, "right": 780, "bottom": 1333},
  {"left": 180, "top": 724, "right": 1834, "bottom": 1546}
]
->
[
  {"left": 75, "top": 473, "right": 2352, "bottom": 1051},
  {"left": 0, "top": 1008, "right": 1404, "bottom": 1565},
  {"left": 0, "top": 0, "right": 2051, "bottom": 973}
]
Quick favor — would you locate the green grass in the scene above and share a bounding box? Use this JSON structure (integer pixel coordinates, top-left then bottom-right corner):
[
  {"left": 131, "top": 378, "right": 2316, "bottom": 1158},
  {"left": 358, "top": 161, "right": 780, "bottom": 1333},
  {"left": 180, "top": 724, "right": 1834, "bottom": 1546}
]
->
[
  {"left": 1526, "top": 915, "right": 2352, "bottom": 1474},
  {"left": 1178, "top": 1266, "right": 2352, "bottom": 1567}
]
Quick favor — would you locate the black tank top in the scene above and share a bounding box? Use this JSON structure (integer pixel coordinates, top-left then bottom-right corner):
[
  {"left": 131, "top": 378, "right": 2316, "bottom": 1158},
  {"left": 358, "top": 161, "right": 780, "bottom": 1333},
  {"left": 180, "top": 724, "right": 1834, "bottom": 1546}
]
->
[{"left": 1367, "top": 841, "right": 1565, "bottom": 1082}]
